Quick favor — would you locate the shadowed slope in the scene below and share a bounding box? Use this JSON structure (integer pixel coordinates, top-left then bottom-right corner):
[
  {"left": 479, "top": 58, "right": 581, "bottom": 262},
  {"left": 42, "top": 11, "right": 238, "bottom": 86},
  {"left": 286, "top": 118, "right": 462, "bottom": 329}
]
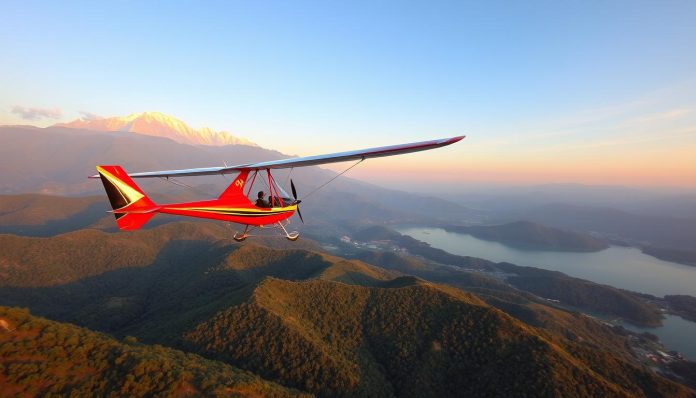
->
[
  {"left": 0, "top": 194, "right": 109, "bottom": 236},
  {"left": 0, "top": 222, "right": 229, "bottom": 287}
]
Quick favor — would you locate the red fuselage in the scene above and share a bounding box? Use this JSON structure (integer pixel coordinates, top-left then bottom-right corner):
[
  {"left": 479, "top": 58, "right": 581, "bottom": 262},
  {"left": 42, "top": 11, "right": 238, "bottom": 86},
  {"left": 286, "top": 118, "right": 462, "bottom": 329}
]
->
[{"left": 157, "top": 199, "right": 297, "bottom": 226}]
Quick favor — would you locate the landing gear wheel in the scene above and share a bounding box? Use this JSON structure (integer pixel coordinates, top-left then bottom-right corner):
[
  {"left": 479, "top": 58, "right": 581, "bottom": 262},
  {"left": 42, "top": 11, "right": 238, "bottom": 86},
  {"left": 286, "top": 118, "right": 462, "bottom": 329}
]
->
[
  {"left": 233, "top": 225, "right": 250, "bottom": 242},
  {"left": 277, "top": 221, "right": 299, "bottom": 241}
]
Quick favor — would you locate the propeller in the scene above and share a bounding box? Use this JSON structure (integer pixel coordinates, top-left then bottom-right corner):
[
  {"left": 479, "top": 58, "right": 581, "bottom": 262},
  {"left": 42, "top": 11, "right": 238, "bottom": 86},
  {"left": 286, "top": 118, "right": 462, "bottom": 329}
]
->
[
  {"left": 291, "top": 179, "right": 298, "bottom": 200},
  {"left": 291, "top": 179, "right": 304, "bottom": 223}
]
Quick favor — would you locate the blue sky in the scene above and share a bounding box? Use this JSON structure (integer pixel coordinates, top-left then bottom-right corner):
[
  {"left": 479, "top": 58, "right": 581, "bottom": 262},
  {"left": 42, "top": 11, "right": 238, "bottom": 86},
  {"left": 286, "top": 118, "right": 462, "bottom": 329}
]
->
[{"left": 1, "top": 1, "right": 695, "bottom": 186}]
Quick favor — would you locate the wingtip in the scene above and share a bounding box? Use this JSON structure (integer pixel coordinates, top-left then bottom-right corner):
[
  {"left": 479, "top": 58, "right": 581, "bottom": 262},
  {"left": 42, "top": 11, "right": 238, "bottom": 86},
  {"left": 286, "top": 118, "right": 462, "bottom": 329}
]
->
[{"left": 445, "top": 135, "right": 466, "bottom": 144}]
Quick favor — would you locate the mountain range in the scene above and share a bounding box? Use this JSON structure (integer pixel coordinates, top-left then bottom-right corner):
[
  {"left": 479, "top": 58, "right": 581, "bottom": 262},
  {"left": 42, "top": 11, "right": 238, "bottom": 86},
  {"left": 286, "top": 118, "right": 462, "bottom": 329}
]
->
[
  {"left": 2, "top": 114, "right": 696, "bottom": 396},
  {"left": 55, "top": 111, "right": 256, "bottom": 147}
]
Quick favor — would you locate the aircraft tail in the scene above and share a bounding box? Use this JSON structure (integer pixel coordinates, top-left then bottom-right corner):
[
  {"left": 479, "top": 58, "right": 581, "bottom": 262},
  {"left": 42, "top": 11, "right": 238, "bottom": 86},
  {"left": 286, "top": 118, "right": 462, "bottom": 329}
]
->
[
  {"left": 95, "top": 165, "right": 159, "bottom": 230},
  {"left": 219, "top": 169, "right": 251, "bottom": 202}
]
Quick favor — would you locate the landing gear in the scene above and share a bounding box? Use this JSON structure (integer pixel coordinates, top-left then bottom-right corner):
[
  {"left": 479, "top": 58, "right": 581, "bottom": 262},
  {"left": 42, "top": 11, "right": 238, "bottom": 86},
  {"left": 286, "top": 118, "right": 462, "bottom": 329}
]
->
[
  {"left": 231, "top": 223, "right": 299, "bottom": 241},
  {"left": 278, "top": 221, "right": 300, "bottom": 241},
  {"left": 233, "top": 233, "right": 247, "bottom": 242},
  {"left": 233, "top": 225, "right": 250, "bottom": 242}
]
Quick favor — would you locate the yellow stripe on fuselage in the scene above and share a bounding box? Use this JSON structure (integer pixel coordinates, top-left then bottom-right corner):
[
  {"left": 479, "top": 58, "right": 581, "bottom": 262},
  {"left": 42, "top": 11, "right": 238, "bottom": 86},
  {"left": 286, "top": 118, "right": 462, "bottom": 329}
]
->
[{"left": 170, "top": 205, "right": 297, "bottom": 215}]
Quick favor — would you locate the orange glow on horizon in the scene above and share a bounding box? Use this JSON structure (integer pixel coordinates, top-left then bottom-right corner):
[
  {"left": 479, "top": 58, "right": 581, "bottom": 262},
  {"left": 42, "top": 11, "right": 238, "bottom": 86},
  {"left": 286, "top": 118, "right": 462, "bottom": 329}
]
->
[{"left": 323, "top": 144, "right": 696, "bottom": 187}]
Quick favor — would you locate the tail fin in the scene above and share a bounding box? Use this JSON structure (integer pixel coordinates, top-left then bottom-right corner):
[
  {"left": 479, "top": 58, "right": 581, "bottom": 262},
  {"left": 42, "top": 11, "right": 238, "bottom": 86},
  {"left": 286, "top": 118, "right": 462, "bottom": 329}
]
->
[
  {"left": 96, "top": 165, "right": 158, "bottom": 230},
  {"left": 219, "top": 169, "right": 251, "bottom": 202}
]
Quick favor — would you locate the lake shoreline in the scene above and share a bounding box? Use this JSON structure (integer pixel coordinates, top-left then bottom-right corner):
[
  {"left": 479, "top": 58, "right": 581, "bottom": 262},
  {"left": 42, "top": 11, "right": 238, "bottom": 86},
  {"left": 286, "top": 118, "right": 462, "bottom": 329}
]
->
[
  {"left": 397, "top": 226, "right": 696, "bottom": 297},
  {"left": 396, "top": 226, "right": 696, "bottom": 360}
]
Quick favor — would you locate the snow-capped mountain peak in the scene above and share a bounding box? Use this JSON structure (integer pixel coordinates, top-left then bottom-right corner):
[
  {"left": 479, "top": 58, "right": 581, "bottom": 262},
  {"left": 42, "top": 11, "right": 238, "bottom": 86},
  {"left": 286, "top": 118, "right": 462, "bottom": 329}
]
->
[{"left": 54, "top": 111, "right": 256, "bottom": 147}]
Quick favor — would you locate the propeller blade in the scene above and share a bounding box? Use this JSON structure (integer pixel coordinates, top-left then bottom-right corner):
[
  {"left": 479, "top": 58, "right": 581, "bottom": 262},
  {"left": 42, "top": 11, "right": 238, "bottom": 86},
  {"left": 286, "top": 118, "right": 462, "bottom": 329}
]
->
[
  {"left": 291, "top": 179, "right": 298, "bottom": 200},
  {"left": 297, "top": 206, "right": 304, "bottom": 224},
  {"left": 289, "top": 180, "right": 303, "bottom": 223}
]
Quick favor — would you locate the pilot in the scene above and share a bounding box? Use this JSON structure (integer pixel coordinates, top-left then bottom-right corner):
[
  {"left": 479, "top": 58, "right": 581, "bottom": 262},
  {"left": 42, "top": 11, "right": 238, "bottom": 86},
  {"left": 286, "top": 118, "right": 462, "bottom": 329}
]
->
[{"left": 255, "top": 191, "right": 270, "bottom": 208}]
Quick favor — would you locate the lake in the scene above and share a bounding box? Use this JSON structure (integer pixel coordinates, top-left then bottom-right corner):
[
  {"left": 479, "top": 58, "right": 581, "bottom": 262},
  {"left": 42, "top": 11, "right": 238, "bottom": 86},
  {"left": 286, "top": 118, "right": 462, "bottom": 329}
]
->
[
  {"left": 397, "top": 227, "right": 696, "bottom": 297},
  {"left": 621, "top": 315, "right": 696, "bottom": 360},
  {"left": 397, "top": 227, "right": 696, "bottom": 360}
]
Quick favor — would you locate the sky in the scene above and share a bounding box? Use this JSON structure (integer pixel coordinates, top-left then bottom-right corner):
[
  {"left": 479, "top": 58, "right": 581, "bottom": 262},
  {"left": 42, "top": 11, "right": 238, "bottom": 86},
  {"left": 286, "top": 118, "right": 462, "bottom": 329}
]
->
[{"left": 1, "top": 1, "right": 695, "bottom": 187}]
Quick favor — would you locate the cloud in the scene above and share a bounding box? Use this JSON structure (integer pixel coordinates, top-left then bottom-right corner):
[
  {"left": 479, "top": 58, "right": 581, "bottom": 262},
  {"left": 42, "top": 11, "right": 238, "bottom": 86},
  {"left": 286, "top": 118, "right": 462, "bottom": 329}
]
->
[
  {"left": 78, "top": 110, "right": 103, "bottom": 120},
  {"left": 10, "top": 105, "right": 62, "bottom": 121}
]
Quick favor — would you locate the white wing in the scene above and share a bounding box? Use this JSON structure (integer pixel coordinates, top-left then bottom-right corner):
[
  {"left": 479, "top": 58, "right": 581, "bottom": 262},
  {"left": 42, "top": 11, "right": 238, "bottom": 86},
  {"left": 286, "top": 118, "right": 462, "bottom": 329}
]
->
[{"left": 89, "top": 135, "right": 465, "bottom": 179}]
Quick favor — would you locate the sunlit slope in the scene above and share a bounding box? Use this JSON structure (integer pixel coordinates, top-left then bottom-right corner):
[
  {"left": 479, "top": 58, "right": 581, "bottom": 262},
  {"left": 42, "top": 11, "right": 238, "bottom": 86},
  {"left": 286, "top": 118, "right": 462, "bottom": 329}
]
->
[
  {"left": 0, "top": 306, "right": 308, "bottom": 397},
  {"left": 185, "top": 278, "right": 690, "bottom": 398}
]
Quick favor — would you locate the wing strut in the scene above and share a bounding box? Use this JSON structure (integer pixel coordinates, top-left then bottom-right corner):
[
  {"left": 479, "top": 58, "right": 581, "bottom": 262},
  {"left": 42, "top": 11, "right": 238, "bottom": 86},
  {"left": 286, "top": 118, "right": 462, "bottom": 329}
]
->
[{"left": 300, "top": 158, "right": 364, "bottom": 201}]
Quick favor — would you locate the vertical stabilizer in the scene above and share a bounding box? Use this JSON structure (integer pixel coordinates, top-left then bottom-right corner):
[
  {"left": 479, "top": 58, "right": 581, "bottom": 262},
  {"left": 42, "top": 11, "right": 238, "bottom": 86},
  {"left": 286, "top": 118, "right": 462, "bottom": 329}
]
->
[
  {"left": 96, "top": 165, "right": 158, "bottom": 230},
  {"left": 219, "top": 169, "right": 252, "bottom": 203}
]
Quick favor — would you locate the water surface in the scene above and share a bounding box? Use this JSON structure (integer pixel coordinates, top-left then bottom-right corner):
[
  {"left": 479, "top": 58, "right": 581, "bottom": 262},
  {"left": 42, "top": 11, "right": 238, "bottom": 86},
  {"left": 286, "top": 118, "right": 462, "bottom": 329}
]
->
[
  {"left": 621, "top": 315, "right": 696, "bottom": 360},
  {"left": 397, "top": 227, "right": 696, "bottom": 297},
  {"left": 397, "top": 227, "right": 696, "bottom": 359}
]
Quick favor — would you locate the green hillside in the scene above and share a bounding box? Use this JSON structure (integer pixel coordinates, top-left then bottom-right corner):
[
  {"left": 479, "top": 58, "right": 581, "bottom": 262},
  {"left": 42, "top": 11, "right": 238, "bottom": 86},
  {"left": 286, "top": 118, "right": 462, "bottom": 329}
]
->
[
  {"left": 185, "top": 278, "right": 690, "bottom": 398},
  {"left": 0, "top": 306, "right": 307, "bottom": 397}
]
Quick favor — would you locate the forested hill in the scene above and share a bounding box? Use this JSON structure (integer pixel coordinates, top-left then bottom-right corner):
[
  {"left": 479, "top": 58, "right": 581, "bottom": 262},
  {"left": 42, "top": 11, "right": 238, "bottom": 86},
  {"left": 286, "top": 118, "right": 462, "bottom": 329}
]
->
[
  {"left": 185, "top": 277, "right": 691, "bottom": 398},
  {"left": 0, "top": 306, "right": 307, "bottom": 397},
  {"left": 444, "top": 221, "right": 609, "bottom": 252}
]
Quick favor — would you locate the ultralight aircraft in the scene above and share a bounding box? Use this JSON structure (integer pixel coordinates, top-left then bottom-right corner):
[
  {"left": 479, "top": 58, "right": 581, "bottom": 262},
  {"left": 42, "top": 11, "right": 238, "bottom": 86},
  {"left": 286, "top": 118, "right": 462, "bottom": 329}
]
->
[{"left": 91, "top": 136, "right": 464, "bottom": 241}]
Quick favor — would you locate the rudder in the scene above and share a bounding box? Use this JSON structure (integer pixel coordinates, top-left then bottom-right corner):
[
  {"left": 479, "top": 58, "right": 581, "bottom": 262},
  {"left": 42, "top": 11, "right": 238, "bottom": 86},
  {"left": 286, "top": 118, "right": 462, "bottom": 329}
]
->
[
  {"left": 219, "top": 169, "right": 252, "bottom": 202},
  {"left": 96, "top": 165, "right": 158, "bottom": 230}
]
